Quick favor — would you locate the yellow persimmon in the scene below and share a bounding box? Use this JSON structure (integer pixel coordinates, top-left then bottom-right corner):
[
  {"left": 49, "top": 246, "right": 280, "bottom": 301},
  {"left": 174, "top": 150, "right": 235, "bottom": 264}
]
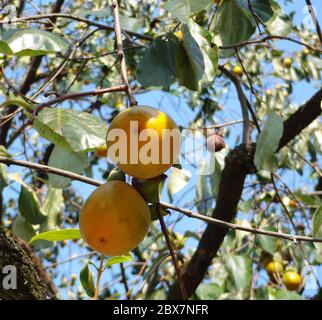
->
[
  {"left": 79, "top": 181, "right": 151, "bottom": 256},
  {"left": 106, "top": 106, "right": 180, "bottom": 179}
]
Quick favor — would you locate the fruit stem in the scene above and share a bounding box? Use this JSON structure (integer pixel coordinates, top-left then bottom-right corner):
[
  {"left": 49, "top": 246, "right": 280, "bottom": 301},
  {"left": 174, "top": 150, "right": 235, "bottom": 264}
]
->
[{"left": 93, "top": 254, "right": 105, "bottom": 300}]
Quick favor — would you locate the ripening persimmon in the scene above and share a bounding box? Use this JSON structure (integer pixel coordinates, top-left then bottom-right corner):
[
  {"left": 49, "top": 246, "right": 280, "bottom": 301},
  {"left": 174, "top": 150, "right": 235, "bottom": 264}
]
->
[
  {"left": 106, "top": 106, "right": 180, "bottom": 179},
  {"left": 79, "top": 181, "right": 151, "bottom": 256},
  {"left": 282, "top": 271, "right": 302, "bottom": 291}
]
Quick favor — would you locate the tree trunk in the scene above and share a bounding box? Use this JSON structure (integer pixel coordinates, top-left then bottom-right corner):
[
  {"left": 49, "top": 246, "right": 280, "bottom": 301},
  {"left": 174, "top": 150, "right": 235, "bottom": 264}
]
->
[{"left": 0, "top": 227, "right": 56, "bottom": 300}]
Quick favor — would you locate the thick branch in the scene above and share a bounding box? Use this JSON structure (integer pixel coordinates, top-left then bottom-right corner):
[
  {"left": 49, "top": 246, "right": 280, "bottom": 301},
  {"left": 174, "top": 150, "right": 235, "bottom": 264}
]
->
[{"left": 167, "top": 87, "right": 322, "bottom": 299}]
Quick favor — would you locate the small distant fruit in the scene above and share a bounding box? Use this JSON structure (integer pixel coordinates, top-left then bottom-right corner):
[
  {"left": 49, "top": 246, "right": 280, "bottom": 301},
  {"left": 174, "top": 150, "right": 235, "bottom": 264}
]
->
[
  {"left": 266, "top": 261, "right": 284, "bottom": 276},
  {"left": 174, "top": 30, "right": 183, "bottom": 41},
  {"left": 283, "top": 57, "right": 293, "bottom": 68},
  {"left": 282, "top": 91, "right": 289, "bottom": 97},
  {"left": 232, "top": 65, "right": 243, "bottom": 77},
  {"left": 289, "top": 199, "right": 297, "bottom": 208},
  {"left": 282, "top": 271, "right": 302, "bottom": 291}
]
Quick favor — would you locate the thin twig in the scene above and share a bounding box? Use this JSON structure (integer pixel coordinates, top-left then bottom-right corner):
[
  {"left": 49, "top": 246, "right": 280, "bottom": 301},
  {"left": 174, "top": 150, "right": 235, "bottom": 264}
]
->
[
  {"left": 156, "top": 204, "right": 187, "bottom": 300},
  {"left": 92, "top": 254, "right": 105, "bottom": 300},
  {"left": 1, "top": 13, "right": 153, "bottom": 41},
  {"left": 160, "top": 202, "right": 322, "bottom": 243},
  {"left": 120, "top": 263, "right": 131, "bottom": 300},
  {"left": 111, "top": 0, "right": 137, "bottom": 107},
  {"left": 305, "top": 0, "right": 322, "bottom": 45},
  {"left": 220, "top": 35, "right": 322, "bottom": 53},
  {"left": 33, "top": 84, "right": 127, "bottom": 115}
]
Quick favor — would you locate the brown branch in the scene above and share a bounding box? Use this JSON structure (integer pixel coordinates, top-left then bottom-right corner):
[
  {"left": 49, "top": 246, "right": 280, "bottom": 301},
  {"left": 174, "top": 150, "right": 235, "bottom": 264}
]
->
[
  {"left": 2, "top": 13, "right": 153, "bottom": 41},
  {"left": 32, "top": 84, "right": 128, "bottom": 115},
  {"left": 160, "top": 202, "right": 322, "bottom": 243},
  {"left": 220, "top": 35, "right": 322, "bottom": 53},
  {"left": 305, "top": 0, "right": 322, "bottom": 45},
  {"left": 111, "top": 0, "right": 137, "bottom": 107},
  {"left": 167, "top": 86, "right": 322, "bottom": 299},
  {"left": 157, "top": 204, "right": 187, "bottom": 300}
]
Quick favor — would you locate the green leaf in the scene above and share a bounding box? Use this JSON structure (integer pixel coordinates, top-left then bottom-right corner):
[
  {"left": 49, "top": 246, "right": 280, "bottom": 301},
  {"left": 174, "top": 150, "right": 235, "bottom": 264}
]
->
[
  {"left": 0, "top": 41, "right": 13, "bottom": 55},
  {"left": 106, "top": 168, "right": 126, "bottom": 182},
  {"left": 267, "top": 13, "right": 292, "bottom": 36},
  {"left": 41, "top": 187, "right": 63, "bottom": 230},
  {"left": 196, "top": 283, "right": 224, "bottom": 300},
  {"left": 80, "top": 263, "right": 96, "bottom": 298},
  {"left": 48, "top": 146, "right": 88, "bottom": 189},
  {"left": 165, "top": 0, "right": 190, "bottom": 23},
  {"left": 176, "top": 21, "right": 218, "bottom": 90},
  {"left": 132, "top": 175, "right": 166, "bottom": 204},
  {"left": 184, "top": 21, "right": 218, "bottom": 82},
  {"left": 0, "top": 29, "right": 69, "bottom": 56},
  {"left": 29, "top": 229, "right": 81, "bottom": 243},
  {"left": 312, "top": 205, "right": 322, "bottom": 237},
  {"left": 189, "top": 0, "right": 212, "bottom": 14},
  {"left": 119, "top": 16, "right": 144, "bottom": 32},
  {"left": 165, "top": 0, "right": 211, "bottom": 22},
  {"left": 19, "top": 184, "right": 47, "bottom": 225},
  {"left": 167, "top": 167, "right": 191, "bottom": 201},
  {"left": 0, "top": 163, "right": 8, "bottom": 193},
  {"left": 34, "top": 108, "right": 107, "bottom": 152},
  {"left": 224, "top": 255, "right": 252, "bottom": 291},
  {"left": 254, "top": 112, "right": 283, "bottom": 172},
  {"left": 258, "top": 227, "right": 277, "bottom": 254},
  {"left": 136, "top": 38, "right": 176, "bottom": 89},
  {"left": 106, "top": 254, "right": 133, "bottom": 268},
  {"left": 210, "top": 0, "right": 255, "bottom": 57},
  {"left": 12, "top": 214, "right": 36, "bottom": 242},
  {"left": 242, "top": 0, "right": 275, "bottom": 23},
  {"left": 268, "top": 287, "right": 303, "bottom": 300}
]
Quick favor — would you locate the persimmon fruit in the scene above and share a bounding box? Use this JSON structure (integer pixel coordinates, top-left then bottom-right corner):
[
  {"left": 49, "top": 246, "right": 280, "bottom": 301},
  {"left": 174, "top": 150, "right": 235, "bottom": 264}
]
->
[
  {"left": 79, "top": 181, "right": 151, "bottom": 256},
  {"left": 106, "top": 106, "right": 180, "bottom": 179},
  {"left": 283, "top": 57, "right": 293, "bottom": 68},
  {"left": 232, "top": 65, "right": 243, "bottom": 77},
  {"left": 282, "top": 271, "right": 302, "bottom": 291},
  {"left": 266, "top": 261, "right": 284, "bottom": 275}
]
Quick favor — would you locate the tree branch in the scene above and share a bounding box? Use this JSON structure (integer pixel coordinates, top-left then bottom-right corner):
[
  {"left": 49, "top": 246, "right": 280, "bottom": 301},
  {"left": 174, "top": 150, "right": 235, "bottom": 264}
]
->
[
  {"left": 112, "top": 0, "right": 137, "bottom": 107},
  {"left": 1, "top": 13, "right": 153, "bottom": 41}
]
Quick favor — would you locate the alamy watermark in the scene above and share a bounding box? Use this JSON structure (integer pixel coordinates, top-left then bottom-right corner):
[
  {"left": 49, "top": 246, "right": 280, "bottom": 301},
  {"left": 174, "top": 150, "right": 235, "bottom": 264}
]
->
[{"left": 1, "top": 265, "right": 17, "bottom": 290}]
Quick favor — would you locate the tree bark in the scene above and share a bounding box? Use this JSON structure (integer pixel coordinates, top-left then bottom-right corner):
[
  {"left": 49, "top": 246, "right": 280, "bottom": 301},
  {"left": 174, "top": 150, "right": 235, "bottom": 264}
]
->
[{"left": 0, "top": 227, "right": 56, "bottom": 300}]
